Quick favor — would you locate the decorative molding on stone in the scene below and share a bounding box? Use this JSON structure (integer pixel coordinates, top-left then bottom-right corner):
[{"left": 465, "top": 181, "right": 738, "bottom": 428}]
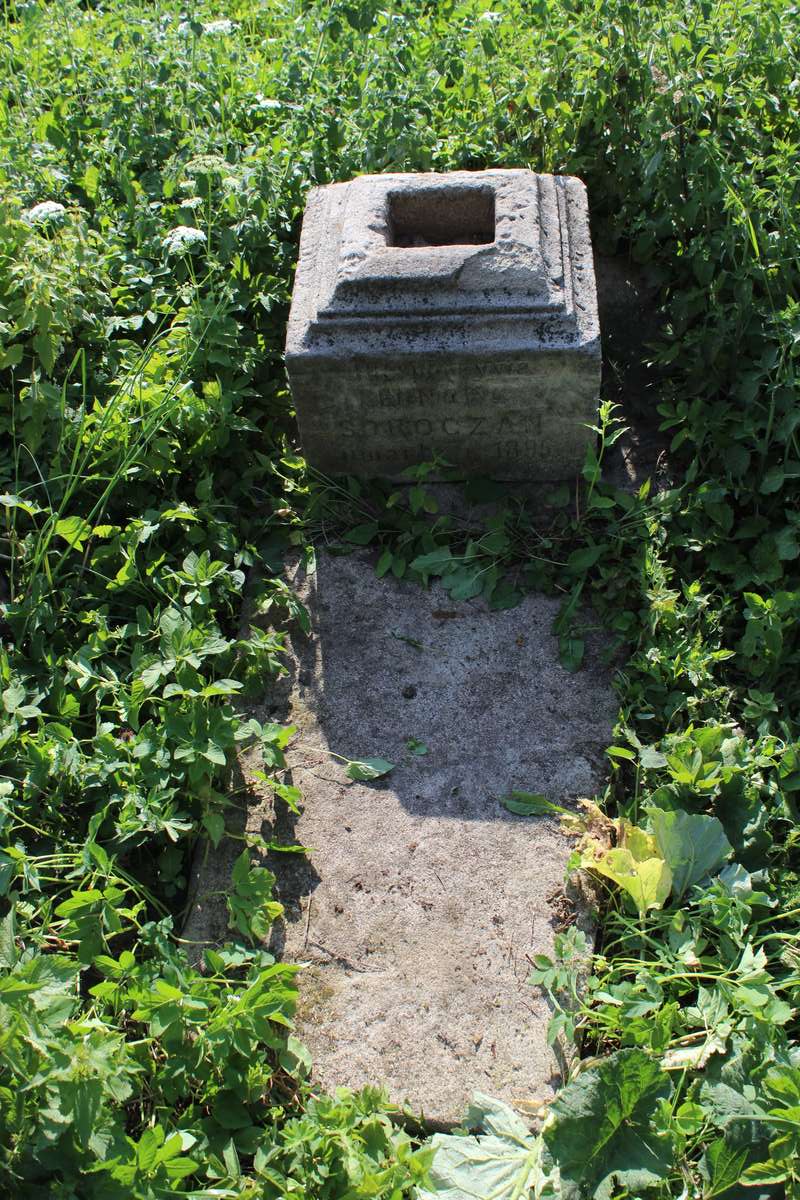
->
[{"left": 285, "top": 169, "right": 600, "bottom": 480}]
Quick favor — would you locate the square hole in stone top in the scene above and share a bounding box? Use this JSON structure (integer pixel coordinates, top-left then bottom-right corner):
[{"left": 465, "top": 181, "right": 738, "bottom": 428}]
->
[{"left": 387, "top": 187, "right": 495, "bottom": 248}]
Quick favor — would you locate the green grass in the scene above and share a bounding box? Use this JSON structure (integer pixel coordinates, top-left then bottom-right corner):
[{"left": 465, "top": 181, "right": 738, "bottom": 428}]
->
[{"left": 0, "top": 0, "right": 799, "bottom": 1195}]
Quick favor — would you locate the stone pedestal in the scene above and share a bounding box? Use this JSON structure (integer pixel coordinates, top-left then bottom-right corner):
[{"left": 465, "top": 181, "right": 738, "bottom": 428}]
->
[{"left": 285, "top": 169, "right": 600, "bottom": 480}]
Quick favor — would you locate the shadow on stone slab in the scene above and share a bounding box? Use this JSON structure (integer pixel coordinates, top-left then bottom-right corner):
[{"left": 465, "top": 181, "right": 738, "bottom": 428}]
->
[
  {"left": 289, "top": 550, "right": 614, "bottom": 823},
  {"left": 218, "top": 549, "right": 618, "bottom": 1126}
]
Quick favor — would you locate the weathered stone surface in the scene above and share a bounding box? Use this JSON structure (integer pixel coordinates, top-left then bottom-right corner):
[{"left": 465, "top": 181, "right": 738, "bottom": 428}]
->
[
  {"left": 184, "top": 548, "right": 616, "bottom": 1125},
  {"left": 285, "top": 170, "right": 600, "bottom": 481}
]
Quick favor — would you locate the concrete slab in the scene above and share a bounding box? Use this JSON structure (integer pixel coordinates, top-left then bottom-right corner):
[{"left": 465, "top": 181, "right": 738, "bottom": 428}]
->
[{"left": 184, "top": 550, "right": 616, "bottom": 1126}]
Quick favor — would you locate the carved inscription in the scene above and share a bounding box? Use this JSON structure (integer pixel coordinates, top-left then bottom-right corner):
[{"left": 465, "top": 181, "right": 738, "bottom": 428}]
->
[
  {"left": 294, "top": 360, "right": 598, "bottom": 478},
  {"left": 338, "top": 411, "right": 538, "bottom": 442},
  {"left": 297, "top": 366, "right": 588, "bottom": 476}
]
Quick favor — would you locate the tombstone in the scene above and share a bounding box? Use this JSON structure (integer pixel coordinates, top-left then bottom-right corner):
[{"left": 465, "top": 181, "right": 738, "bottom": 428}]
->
[
  {"left": 183, "top": 170, "right": 615, "bottom": 1127},
  {"left": 285, "top": 169, "right": 600, "bottom": 479}
]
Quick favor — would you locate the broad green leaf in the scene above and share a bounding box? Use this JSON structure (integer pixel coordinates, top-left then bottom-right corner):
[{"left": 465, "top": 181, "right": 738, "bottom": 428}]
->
[
  {"left": 343, "top": 522, "right": 378, "bottom": 544},
  {"left": 639, "top": 745, "right": 668, "bottom": 769},
  {"left": 227, "top": 851, "right": 283, "bottom": 941},
  {"left": 201, "top": 678, "right": 243, "bottom": 697},
  {"left": 279, "top": 1033, "right": 312, "bottom": 1077},
  {"left": 202, "top": 811, "right": 225, "bottom": 847},
  {"left": 463, "top": 1094, "right": 532, "bottom": 1140},
  {"left": 701, "top": 1068, "right": 769, "bottom": 1132},
  {"left": 0, "top": 344, "right": 24, "bottom": 368},
  {"left": 566, "top": 544, "right": 605, "bottom": 574},
  {"left": 621, "top": 821, "right": 661, "bottom": 863},
  {"left": 775, "top": 525, "right": 800, "bottom": 560},
  {"left": 410, "top": 547, "right": 454, "bottom": 575},
  {"left": 760, "top": 465, "right": 784, "bottom": 494},
  {"left": 674, "top": 1100, "right": 706, "bottom": 1135},
  {"left": 488, "top": 582, "right": 523, "bottom": 610},
  {"left": 82, "top": 163, "right": 100, "bottom": 197},
  {"left": 164, "top": 1155, "right": 199, "bottom": 1182},
  {"left": 136, "top": 1127, "right": 162, "bottom": 1170},
  {"left": 741, "top": 1161, "right": 790, "bottom": 1185},
  {"left": 258, "top": 777, "right": 302, "bottom": 813},
  {"left": 0, "top": 492, "right": 41, "bottom": 516},
  {"left": 543, "top": 1049, "right": 674, "bottom": 1199},
  {"left": 764, "top": 1063, "right": 800, "bottom": 1105},
  {"left": 0, "top": 905, "right": 17, "bottom": 968},
  {"left": 559, "top": 634, "right": 585, "bottom": 672},
  {"left": 700, "top": 1139, "right": 749, "bottom": 1197},
  {"left": 54, "top": 516, "right": 92, "bottom": 550},
  {"left": 375, "top": 547, "right": 393, "bottom": 578},
  {"left": 443, "top": 567, "right": 483, "bottom": 601},
  {"left": 33, "top": 328, "right": 57, "bottom": 373},
  {"left": 345, "top": 756, "right": 395, "bottom": 782},
  {"left": 649, "top": 808, "right": 732, "bottom": 900},
  {"left": 606, "top": 745, "right": 636, "bottom": 762},
  {"left": 202, "top": 742, "right": 227, "bottom": 766},
  {"left": 419, "top": 1092, "right": 546, "bottom": 1200},
  {"left": 213, "top": 1090, "right": 251, "bottom": 1130},
  {"left": 480, "top": 528, "right": 510, "bottom": 554},
  {"left": 501, "top": 791, "right": 565, "bottom": 817},
  {"left": 2, "top": 683, "right": 26, "bottom": 714},
  {"left": 55, "top": 889, "right": 103, "bottom": 917}
]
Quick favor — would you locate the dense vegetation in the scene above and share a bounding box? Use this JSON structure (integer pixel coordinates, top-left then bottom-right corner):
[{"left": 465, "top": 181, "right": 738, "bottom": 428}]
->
[{"left": 1, "top": 0, "right": 798, "bottom": 1195}]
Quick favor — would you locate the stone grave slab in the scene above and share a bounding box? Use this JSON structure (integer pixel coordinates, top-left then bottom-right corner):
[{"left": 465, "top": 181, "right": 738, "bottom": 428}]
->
[{"left": 185, "top": 549, "right": 616, "bottom": 1126}]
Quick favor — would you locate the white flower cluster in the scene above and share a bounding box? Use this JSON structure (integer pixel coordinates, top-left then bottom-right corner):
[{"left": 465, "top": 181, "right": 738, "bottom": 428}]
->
[
  {"left": 24, "top": 200, "right": 67, "bottom": 226},
  {"left": 202, "top": 18, "right": 235, "bottom": 35},
  {"left": 251, "top": 92, "right": 302, "bottom": 113},
  {"left": 162, "top": 225, "right": 207, "bottom": 254},
  {"left": 178, "top": 18, "right": 235, "bottom": 36}
]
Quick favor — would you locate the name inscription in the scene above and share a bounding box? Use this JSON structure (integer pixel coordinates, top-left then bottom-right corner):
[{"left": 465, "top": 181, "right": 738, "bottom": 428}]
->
[
  {"left": 296, "top": 365, "right": 592, "bottom": 477},
  {"left": 338, "top": 410, "right": 540, "bottom": 441}
]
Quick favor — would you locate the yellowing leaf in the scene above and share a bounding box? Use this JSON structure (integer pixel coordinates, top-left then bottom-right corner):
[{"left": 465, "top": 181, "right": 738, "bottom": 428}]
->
[
  {"left": 619, "top": 820, "right": 660, "bottom": 862},
  {"left": 583, "top": 846, "right": 672, "bottom": 918}
]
